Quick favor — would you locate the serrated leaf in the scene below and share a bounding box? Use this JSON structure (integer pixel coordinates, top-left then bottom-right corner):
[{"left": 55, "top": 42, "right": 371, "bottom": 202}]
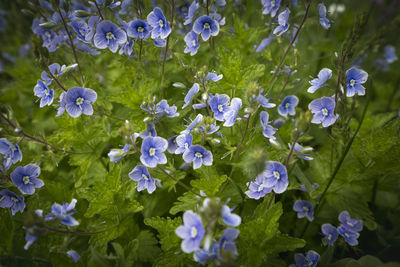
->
[
  {"left": 170, "top": 191, "right": 198, "bottom": 215},
  {"left": 144, "top": 216, "right": 182, "bottom": 251}
]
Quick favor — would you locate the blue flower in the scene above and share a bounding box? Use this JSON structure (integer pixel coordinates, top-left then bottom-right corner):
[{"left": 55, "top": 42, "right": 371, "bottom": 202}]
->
[
  {"left": 24, "top": 226, "right": 37, "bottom": 250},
  {"left": 153, "top": 38, "right": 166, "bottom": 47},
  {"left": 183, "top": 83, "right": 200, "bottom": 109},
  {"left": 129, "top": 165, "right": 156, "bottom": 193},
  {"left": 56, "top": 91, "right": 67, "bottom": 117},
  {"left": 245, "top": 174, "right": 272, "bottom": 199},
  {"left": 183, "top": 145, "right": 213, "bottom": 169},
  {"left": 209, "top": 94, "right": 231, "bottom": 121},
  {"left": 260, "top": 111, "right": 277, "bottom": 140},
  {"left": 175, "top": 210, "right": 205, "bottom": 253},
  {"left": 221, "top": 205, "right": 241, "bottom": 226},
  {"left": 338, "top": 210, "right": 363, "bottom": 233},
  {"left": 278, "top": 95, "right": 298, "bottom": 116},
  {"left": 255, "top": 90, "right": 276, "bottom": 108},
  {"left": 0, "top": 138, "right": 22, "bottom": 170},
  {"left": 127, "top": 19, "right": 152, "bottom": 40},
  {"left": 321, "top": 223, "right": 338, "bottom": 246},
  {"left": 41, "top": 63, "right": 68, "bottom": 85},
  {"left": 65, "top": 87, "right": 97, "bottom": 118},
  {"left": 346, "top": 67, "right": 368, "bottom": 97},
  {"left": 383, "top": 45, "right": 397, "bottom": 63},
  {"left": 184, "top": 31, "right": 200, "bottom": 56},
  {"left": 70, "top": 16, "right": 98, "bottom": 43},
  {"left": 223, "top": 98, "right": 242, "bottom": 127},
  {"left": 337, "top": 226, "right": 360, "bottom": 246},
  {"left": 318, "top": 3, "right": 330, "bottom": 29},
  {"left": 0, "top": 189, "right": 25, "bottom": 215},
  {"left": 193, "top": 15, "right": 220, "bottom": 41},
  {"left": 167, "top": 135, "right": 178, "bottom": 153},
  {"left": 293, "top": 200, "right": 314, "bottom": 221},
  {"left": 273, "top": 8, "right": 290, "bottom": 36},
  {"left": 184, "top": 0, "right": 199, "bottom": 25},
  {"left": 140, "top": 136, "right": 168, "bottom": 168},
  {"left": 175, "top": 134, "right": 193, "bottom": 154},
  {"left": 262, "top": 0, "right": 281, "bottom": 17},
  {"left": 262, "top": 161, "right": 288, "bottom": 194},
  {"left": 94, "top": 20, "right": 127, "bottom": 53},
  {"left": 206, "top": 72, "right": 223, "bottom": 82},
  {"left": 11, "top": 164, "right": 44, "bottom": 195},
  {"left": 147, "top": 7, "right": 171, "bottom": 39},
  {"left": 119, "top": 38, "right": 135, "bottom": 56},
  {"left": 181, "top": 114, "right": 203, "bottom": 134},
  {"left": 108, "top": 144, "right": 130, "bottom": 162},
  {"left": 67, "top": 250, "right": 80, "bottom": 263},
  {"left": 157, "top": 99, "right": 179, "bottom": 118},
  {"left": 34, "top": 80, "right": 54, "bottom": 107},
  {"left": 309, "top": 96, "right": 337, "bottom": 127},
  {"left": 307, "top": 68, "right": 332, "bottom": 93},
  {"left": 290, "top": 250, "right": 320, "bottom": 267},
  {"left": 289, "top": 143, "right": 313, "bottom": 160},
  {"left": 194, "top": 243, "right": 218, "bottom": 264},
  {"left": 219, "top": 228, "right": 240, "bottom": 256},
  {"left": 45, "top": 199, "right": 79, "bottom": 227},
  {"left": 198, "top": 122, "right": 220, "bottom": 135},
  {"left": 256, "top": 35, "right": 274, "bottom": 52}
]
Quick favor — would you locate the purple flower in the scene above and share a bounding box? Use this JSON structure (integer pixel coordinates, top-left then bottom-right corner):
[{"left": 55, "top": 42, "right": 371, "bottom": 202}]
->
[
  {"left": 273, "top": 8, "right": 290, "bottom": 36},
  {"left": 309, "top": 96, "right": 337, "bottom": 127},
  {"left": 184, "top": 0, "right": 199, "bottom": 25},
  {"left": 0, "top": 138, "right": 22, "bottom": 170},
  {"left": 67, "top": 250, "right": 80, "bottom": 263},
  {"left": 321, "top": 223, "right": 338, "bottom": 246},
  {"left": 65, "top": 87, "right": 97, "bottom": 118},
  {"left": 245, "top": 174, "right": 272, "bottom": 199},
  {"left": 24, "top": 226, "right": 37, "bottom": 250},
  {"left": 182, "top": 83, "right": 200, "bottom": 109},
  {"left": 175, "top": 210, "right": 205, "bottom": 253},
  {"left": 157, "top": 99, "right": 179, "bottom": 118},
  {"left": 129, "top": 165, "right": 156, "bottom": 193},
  {"left": 262, "top": 161, "right": 288, "bottom": 194},
  {"left": 11, "top": 164, "right": 44, "bottom": 195},
  {"left": 94, "top": 20, "right": 127, "bottom": 53},
  {"left": 181, "top": 114, "right": 203, "bottom": 134},
  {"left": 167, "top": 135, "right": 178, "bottom": 153},
  {"left": 147, "top": 7, "right": 171, "bottom": 39},
  {"left": 0, "top": 189, "right": 25, "bottom": 215},
  {"left": 255, "top": 90, "right": 276, "bottom": 108},
  {"left": 290, "top": 250, "right": 320, "bottom": 267},
  {"left": 278, "top": 95, "right": 298, "bottom": 116},
  {"left": 184, "top": 31, "right": 200, "bottom": 56},
  {"left": 289, "top": 143, "right": 313, "bottom": 160},
  {"left": 140, "top": 136, "right": 168, "bottom": 168},
  {"left": 127, "top": 19, "right": 152, "bottom": 40},
  {"left": 219, "top": 228, "right": 239, "bottom": 256},
  {"left": 260, "top": 111, "right": 277, "bottom": 140},
  {"left": 108, "top": 144, "right": 130, "bottom": 162},
  {"left": 206, "top": 72, "right": 223, "bottom": 82},
  {"left": 175, "top": 134, "right": 193, "bottom": 154},
  {"left": 193, "top": 15, "right": 220, "bottom": 41},
  {"left": 34, "top": 80, "right": 54, "bottom": 107},
  {"left": 318, "top": 3, "right": 330, "bottom": 29},
  {"left": 307, "top": 68, "right": 332, "bottom": 93},
  {"left": 338, "top": 210, "right": 363, "bottom": 233},
  {"left": 221, "top": 205, "right": 241, "bottom": 226},
  {"left": 383, "top": 45, "right": 397, "bottom": 63},
  {"left": 209, "top": 94, "right": 231, "bottom": 121},
  {"left": 346, "top": 67, "right": 368, "bottom": 97},
  {"left": 45, "top": 199, "right": 79, "bottom": 226},
  {"left": 293, "top": 200, "right": 314, "bottom": 221},
  {"left": 183, "top": 145, "right": 213, "bottom": 169},
  {"left": 70, "top": 16, "right": 98, "bottom": 43},
  {"left": 223, "top": 98, "right": 242, "bottom": 127},
  {"left": 337, "top": 225, "right": 360, "bottom": 246},
  {"left": 262, "top": 0, "right": 281, "bottom": 17},
  {"left": 56, "top": 92, "right": 67, "bottom": 117},
  {"left": 194, "top": 243, "right": 218, "bottom": 263},
  {"left": 256, "top": 35, "right": 274, "bottom": 52}
]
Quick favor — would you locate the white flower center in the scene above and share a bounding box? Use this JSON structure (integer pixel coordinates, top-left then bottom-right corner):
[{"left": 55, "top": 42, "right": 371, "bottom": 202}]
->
[
  {"left": 11, "top": 197, "right": 18, "bottom": 202},
  {"left": 138, "top": 26, "right": 144, "bottom": 33},
  {"left": 285, "top": 102, "right": 290, "bottom": 108},
  {"left": 76, "top": 97, "right": 84, "bottom": 105},
  {"left": 44, "top": 89, "right": 49, "bottom": 96},
  {"left": 347, "top": 222, "right": 354, "bottom": 227},
  {"left": 45, "top": 31, "right": 51, "bottom": 37},
  {"left": 190, "top": 226, "right": 197, "bottom": 238},
  {"left": 350, "top": 79, "right": 355, "bottom": 86},
  {"left": 204, "top": 22, "right": 210, "bottom": 29},
  {"left": 79, "top": 29, "right": 85, "bottom": 36},
  {"left": 303, "top": 206, "right": 309, "bottom": 211},
  {"left": 106, "top": 32, "right": 114, "bottom": 40},
  {"left": 192, "top": 40, "right": 196, "bottom": 47},
  {"left": 158, "top": 19, "right": 164, "bottom": 27},
  {"left": 149, "top": 147, "right": 156, "bottom": 156},
  {"left": 258, "top": 184, "right": 264, "bottom": 191},
  {"left": 273, "top": 171, "right": 280, "bottom": 179},
  {"left": 322, "top": 108, "right": 328, "bottom": 116},
  {"left": 23, "top": 176, "right": 30, "bottom": 184},
  {"left": 344, "top": 232, "right": 350, "bottom": 238},
  {"left": 327, "top": 234, "right": 332, "bottom": 240},
  {"left": 271, "top": 0, "right": 275, "bottom": 7},
  {"left": 142, "top": 174, "right": 149, "bottom": 181},
  {"left": 184, "top": 143, "right": 189, "bottom": 149},
  {"left": 195, "top": 152, "right": 203, "bottom": 158},
  {"left": 218, "top": 104, "right": 223, "bottom": 112}
]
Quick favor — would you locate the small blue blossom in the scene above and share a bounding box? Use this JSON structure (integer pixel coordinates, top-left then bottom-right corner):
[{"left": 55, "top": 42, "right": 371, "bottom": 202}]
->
[
  {"left": 127, "top": 19, "right": 152, "bottom": 40},
  {"left": 223, "top": 98, "right": 242, "bottom": 127},
  {"left": 337, "top": 226, "right": 360, "bottom": 246},
  {"left": 41, "top": 63, "right": 68, "bottom": 84},
  {"left": 67, "top": 250, "right": 80, "bottom": 263},
  {"left": 255, "top": 90, "right": 276, "bottom": 108},
  {"left": 0, "top": 189, "right": 25, "bottom": 215},
  {"left": 119, "top": 38, "right": 135, "bottom": 57},
  {"left": 129, "top": 165, "right": 156, "bottom": 193},
  {"left": 194, "top": 243, "right": 218, "bottom": 264},
  {"left": 209, "top": 94, "right": 231, "bottom": 121},
  {"left": 175, "top": 134, "right": 193, "bottom": 154},
  {"left": 183, "top": 145, "right": 213, "bottom": 169},
  {"left": 45, "top": 199, "right": 79, "bottom": 227},
  {"left": 181, "top": 114, "right": 203, "bottom": 134},
  {"left": 175, "top": 210, "right": 205, "bottom": 253},
  {"left": 307, "top": 68, "right": 332, "bottom": 93},
  {"left": 218, "top": 228, "right": 240, "bottom": 256},
  {"left": 0, "top": 138, "right": 22, "bottom": 170},
  {"left": 167, "top": 135, "right": 178, "bottom": 153},
  {"left": 338, "top": 210, "right": 363, "bottom": 233},
  {"left": 256, "top": 35, "right": 274, "bottom": 52},
  {"left": 147, "top": 7, "right": 171, "bottom": 39},
  {"left": 24, "top": 226, "right": 37, "bottom": 250},
  {"left": 206, "top": 72, "right": 223, "bottom": 82},
  {"left": 273, "top": 8, "right": 290, "bottom": 36},
  {"left": 193, "top": 15, "right": 220, "bottom": 41},
  {"left": 184, "top": 0, "right": 199, "bottom": 25},
  {"left": 140, "top": 136, "right": 168, "bottom": 168},
  {"left": 346, "top": 67, "right": 368, "bottom": 97},
  {"left": 278, "top": 95, "right": 298, "bottom": 116},
  {"left": 108, "top": 144, "right": 130, "bottom": 162},
  {"left": 262, "top": 0, "right": 281, "bottom": 17},
  {"left": 321, "top": 223, "right": 338, "bottom": 246},
  {"left": 198, "top": 122, "right": 220, "bottom": 135},
  {"left": 34, "top": 80, "right": 54, "bottom": 107},
  {"left": 184, "top": 31, "right": 200, "bottom": 56},
  {"left": 383, "top": 45, "right": 397, "bottom": 63},
  {"left": 289, "top": 143, "right": 313, "bottom": 160},
  {"left": 70, "top": 16, "right": 98, "bottom": 43},
  {"left": 182, "top": 83, "right": 200, "bottom": 109},
  {"left": 309, "top": 96, "right": 337, "bottom": 127},
  {"left": 245, "top": 174, "right": 272, "bottom": 199},
  {"left": 157, "top": 100, "right": 179, "bottom": 118},
  {"left": 293, "top": 200, "right": 314, "bottom": 221},
  {"left": 65, "top": 87, "right": 97, "bottom": 118},
  {"left": 11, "top": 164, "right": 44, "bottom": 195},
  {"left": 221, "top": 205, "right": 241, "bottom": 226},
  {"left": 262, "top": 161, "right": 288, "bottom": 194},
  {"left": 260, "top": 111, "right": 277, "bottom": 140},
  {"left": 153, "top": 38, "right": 167, "bottom": 47},
  {"left": 290, "top": 250, "right": 320, "bottom": 267},
  {"left": 318, "top": 3, "right": 331, "bottom": 29},
  {"left": 94, "top": 20, "right": 127, "bottom": 53},
  {"left": 56, "top": 92, "right": 67, "bottom": 117}
]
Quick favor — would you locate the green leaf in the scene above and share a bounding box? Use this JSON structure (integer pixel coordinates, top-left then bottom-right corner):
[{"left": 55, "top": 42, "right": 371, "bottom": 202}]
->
[
  {"left": 169, "top": 192, "right": 198, "bottom": 215},
  {"left": 144, "top": 216, "right": 182, "bottom": 251}
]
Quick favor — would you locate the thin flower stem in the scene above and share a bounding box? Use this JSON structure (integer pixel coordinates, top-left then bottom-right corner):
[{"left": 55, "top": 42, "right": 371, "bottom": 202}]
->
[
  {"left": 47, "top": 71, "right": 67, "bottom": 92},
  {"left": 286, "top": 131, "right": 301, "bottom": 167},
  {"left": 157, "top": 166, "right": 200, "bottom": 196},
  {"left": 94, "top": 2, "right": 104, "bottom": 20},
  {"left": 44, "top": 224, "right": 118, "bottom": 236},
  {"left": 161, "top": 0, "right": 175, "bottom": 84},
  {"left": 139, "top": 39, "right": 143, "bottom": 62}
]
